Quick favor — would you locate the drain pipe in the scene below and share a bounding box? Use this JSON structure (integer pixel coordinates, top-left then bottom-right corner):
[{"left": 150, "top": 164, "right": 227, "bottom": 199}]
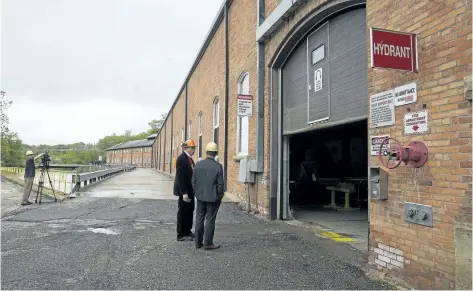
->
[
  {"left": 185, "top": 84, "right": 188, "bottom": 139},
  {"left": 252, "top": 0, "right": 265, "bottom": 174},
  {"left": 223, "top": 2, "right": 230, "bottom": 191},
  {"left": 170, "top": 113, "right": 173, "bottom": 174}
]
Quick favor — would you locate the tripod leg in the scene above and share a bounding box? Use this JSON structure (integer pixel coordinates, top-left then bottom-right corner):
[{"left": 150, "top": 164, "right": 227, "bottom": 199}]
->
[
  {"left": 35, "top": 176, "right": 41, "bottom": 203},
  {"left": 45, "top": 169, "right": 57, "bottom": 202},
  {"left": 38, "top": 169, "right": 45, "bottom": 204}
]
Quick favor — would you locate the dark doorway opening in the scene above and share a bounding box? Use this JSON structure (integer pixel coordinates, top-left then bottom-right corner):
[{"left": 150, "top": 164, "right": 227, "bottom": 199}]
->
[{"left": 288, "top": 120, "right": 369, "bottom": 250}]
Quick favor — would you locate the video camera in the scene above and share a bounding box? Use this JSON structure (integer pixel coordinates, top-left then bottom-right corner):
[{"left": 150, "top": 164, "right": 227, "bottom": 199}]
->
[{"left": 40, "top": 151, "right": 51, "bottom": 168}]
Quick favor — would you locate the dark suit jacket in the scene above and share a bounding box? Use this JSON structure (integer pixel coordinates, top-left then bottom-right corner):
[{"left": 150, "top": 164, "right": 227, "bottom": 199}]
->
[
  {"left": 173, "top": 152, "right": 195, "bottom": 198},
  {"left": 192, "top": 157, "right": 224, "bottom": 203}
]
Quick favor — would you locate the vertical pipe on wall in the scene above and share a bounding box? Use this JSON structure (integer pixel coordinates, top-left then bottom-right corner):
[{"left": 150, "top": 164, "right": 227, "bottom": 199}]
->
[
  {"left": 223, "top": 2, "right": 230, "bottom": 191},
  {"left": 185, "top": 84, "right": 188, "bottom": 139},
  {"left": 254, "top": 0, "right": 265, "bottom": 172},
  {"left": 170, "top": 112, "right": 173, "bottom": 174},
  {"left": 163, "top": 124, "right": 167, "bottom": 172}
]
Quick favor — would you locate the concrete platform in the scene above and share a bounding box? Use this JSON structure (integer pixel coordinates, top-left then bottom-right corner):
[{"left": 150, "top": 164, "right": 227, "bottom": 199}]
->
[
  {"left": 73, "top": 168, "right": 176, "bottom": 200},
  {"left": 292, "top": 206, "right": 369, "bottom": 252}
]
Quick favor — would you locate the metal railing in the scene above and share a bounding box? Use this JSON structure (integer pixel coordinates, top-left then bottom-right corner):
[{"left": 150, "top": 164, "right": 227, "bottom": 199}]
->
[
  {"left": 1, "top": 164, "right": 136, "bottom": 194},
  {"left": 1, "top": 166, "right": 75, "bottom": 194}
]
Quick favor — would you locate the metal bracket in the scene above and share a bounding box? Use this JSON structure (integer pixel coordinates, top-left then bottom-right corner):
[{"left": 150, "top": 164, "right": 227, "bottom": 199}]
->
[{"left": 404, "top": 202, "right": 433, "bottom": 227}]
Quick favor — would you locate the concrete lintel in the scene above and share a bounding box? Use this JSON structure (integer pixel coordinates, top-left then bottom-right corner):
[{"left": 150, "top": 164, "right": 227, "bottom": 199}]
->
[{"left": 256, "top": 0, "right": 305, "bottom": 42}]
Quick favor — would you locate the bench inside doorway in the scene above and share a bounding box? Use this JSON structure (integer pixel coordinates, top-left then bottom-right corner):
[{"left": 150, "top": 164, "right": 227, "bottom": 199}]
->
[{"left": 325, "top": 183, "right": 359, "bottom": 211}]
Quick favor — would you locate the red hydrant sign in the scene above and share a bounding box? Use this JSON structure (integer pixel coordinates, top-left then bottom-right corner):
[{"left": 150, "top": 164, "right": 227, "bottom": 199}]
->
[
  {"left": 370, "top": 27, "right": 418, "bottom": 73},
  {"left": 237, "top": 94, "right": 253, "bottom": 117}
]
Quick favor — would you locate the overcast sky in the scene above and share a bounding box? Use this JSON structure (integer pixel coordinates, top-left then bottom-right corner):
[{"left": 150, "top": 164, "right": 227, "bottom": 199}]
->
[{"left": 1, "top": 0, "right": 223, "bottom": 145}]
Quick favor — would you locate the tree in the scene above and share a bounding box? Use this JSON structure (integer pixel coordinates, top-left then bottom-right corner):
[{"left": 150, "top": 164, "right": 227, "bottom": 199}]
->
[
  {"left": 147, "top": 113, "right": 167, "bottom": 133},
  {"left": 0, "top": 92, "right": 24, "bottom": 166},
  {"left": 0, "top": 91, "right": 12, "bottom": 135}
]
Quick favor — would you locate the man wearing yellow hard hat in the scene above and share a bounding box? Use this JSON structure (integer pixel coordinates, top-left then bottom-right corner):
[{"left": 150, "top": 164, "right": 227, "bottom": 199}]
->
[
  {"left": 21, "top": 150, "right": 44, "bottom": 205},
  {"left": 173, "top": 139, "right": 196, "bottom": 241},
  {"left": 191, "top": 142, "right": 224, "bottom": 250}
]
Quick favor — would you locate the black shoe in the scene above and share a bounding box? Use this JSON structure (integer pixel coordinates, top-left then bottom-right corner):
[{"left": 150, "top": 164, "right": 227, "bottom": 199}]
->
[
  {"left": 195, "top": 243, "right": 203, "bottom": 249},
  {"left": 21, "top": 201, "right": 32, "bottom": 206},
  {"left": 188, "top": 232, "right": 195, "bottom": 239},
  {"left": 177, "top": 235, "right": 193, "bottom": 242},
  {"left": 203, "top": 244, "right": 220, "bottom": 250}
]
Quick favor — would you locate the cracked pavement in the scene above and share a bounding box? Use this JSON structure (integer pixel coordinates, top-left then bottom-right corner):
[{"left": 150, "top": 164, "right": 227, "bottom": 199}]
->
[{"left": 1, "top": 170, "right": 389, "bottom": 290}]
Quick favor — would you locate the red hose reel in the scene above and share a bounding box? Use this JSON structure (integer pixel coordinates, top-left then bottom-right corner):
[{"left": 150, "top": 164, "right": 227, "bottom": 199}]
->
[{"left": 378, "top": 138, "right": 429, "bottom": 169}]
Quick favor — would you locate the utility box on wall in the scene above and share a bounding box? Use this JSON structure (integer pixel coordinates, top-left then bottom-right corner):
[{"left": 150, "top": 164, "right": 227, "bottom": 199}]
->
[
  {"left": 239, "top": 156, "right": 255, "bottom": 183},
  {"left": 369, "top": 166, "right": 388, "bottom": 200}
]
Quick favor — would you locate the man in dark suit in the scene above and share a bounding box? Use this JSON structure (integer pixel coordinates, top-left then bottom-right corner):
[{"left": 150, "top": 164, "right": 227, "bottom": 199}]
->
[
  {"left": 192, "top": 142, "right": 224, "bottom": 250},
  {"left": 174, "top": 139, "right": 196, "bottom": 241}
]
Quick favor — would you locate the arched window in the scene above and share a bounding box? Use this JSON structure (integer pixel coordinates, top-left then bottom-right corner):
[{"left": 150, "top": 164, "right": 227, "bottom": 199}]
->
[
  {"left": 213, "top": 98, "right": 219, "bottom": 144},
  {"left": 237, "top": 72, "right": 250, "bottom": 155},
  {"left": 198, "top": 112, "right": 203, "bottom": 159}
]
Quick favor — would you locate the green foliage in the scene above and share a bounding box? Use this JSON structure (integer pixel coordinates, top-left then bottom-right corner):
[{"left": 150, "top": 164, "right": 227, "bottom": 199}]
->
[
  {"left": 1, "top": 111, "right": 165, "bottom": 166},
  {"left": 148, "top": 113, "right": 167, "bottom": 133},
  {"left": 1, "top": 132, "right": 25, "bottom": 166}
]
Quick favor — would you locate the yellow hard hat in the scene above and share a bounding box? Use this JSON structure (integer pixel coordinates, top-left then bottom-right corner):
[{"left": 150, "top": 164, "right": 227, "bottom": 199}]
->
[
  {"left": 25, "top": 150, "right": 34, "bottom": 156},
  {"left": 206, "top": 142, "right": 218, "bottom": 153}
]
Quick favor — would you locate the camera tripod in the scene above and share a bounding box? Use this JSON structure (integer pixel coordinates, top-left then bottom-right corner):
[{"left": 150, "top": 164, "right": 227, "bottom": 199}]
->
[{"left": 35, "top": 164, "right": 57, "bottom": 204}]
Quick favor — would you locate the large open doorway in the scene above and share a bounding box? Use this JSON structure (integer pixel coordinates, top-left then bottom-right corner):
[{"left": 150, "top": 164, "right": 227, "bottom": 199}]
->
[{"left": 288, "top": 120, "right": 368, "bottom": 250}]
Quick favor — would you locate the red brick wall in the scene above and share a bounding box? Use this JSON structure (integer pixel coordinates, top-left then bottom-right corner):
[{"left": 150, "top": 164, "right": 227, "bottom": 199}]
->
[
  {"left": 265, "top": 0, "right": 280, "bottom": 17},
  {"left": 226, "top": 0, "right": 264, "bottom": 211},
  {"left": 106, "top": 146, "right": 152, "bottom": 167},
  {"left": 187, "top": 22, "right": 225, "bottom": 163},
  {"left": 367, "top": 0, "right": 472, "bottom": 289}
]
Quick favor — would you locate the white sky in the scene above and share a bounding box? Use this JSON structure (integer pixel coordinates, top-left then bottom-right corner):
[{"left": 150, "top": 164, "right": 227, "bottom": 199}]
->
[{"left": 1, "top": 0, "right": 223, "bottom": 145}]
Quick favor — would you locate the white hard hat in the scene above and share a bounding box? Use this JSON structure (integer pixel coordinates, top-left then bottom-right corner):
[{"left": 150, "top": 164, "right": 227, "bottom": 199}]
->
[
  {"left": 206, "top": 142, "right": 218, "bottom": 153},
  {"left": 25, "top": 150, "right": 34, "bottom": 156}
]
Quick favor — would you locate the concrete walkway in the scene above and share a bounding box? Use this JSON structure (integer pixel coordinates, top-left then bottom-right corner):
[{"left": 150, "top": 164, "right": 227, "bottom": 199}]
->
[
  {"left": 75, "top": 168, "right": 176, "bottom": 200},
  {"left": 1, "top": 169, "right": 391, "bottom": 290}
]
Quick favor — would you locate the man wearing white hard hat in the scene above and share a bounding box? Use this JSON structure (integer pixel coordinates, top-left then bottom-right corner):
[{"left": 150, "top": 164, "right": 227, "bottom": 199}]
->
[
  {"left": 191, "top": 142, "right": 224, "bottom": 250},
  {"left": 21, "top": 150, "right": 44, "bottom": 205}
]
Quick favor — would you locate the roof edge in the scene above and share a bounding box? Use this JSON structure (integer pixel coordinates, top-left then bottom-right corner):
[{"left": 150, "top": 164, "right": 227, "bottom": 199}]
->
[{"left": 154, "top": 0, "right": 233, "bottom": 145}]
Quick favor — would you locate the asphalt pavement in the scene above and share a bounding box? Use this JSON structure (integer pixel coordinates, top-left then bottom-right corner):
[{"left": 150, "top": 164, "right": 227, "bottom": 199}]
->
[{"left": 1, "top": 170, "right": 390, "bottom": 290}]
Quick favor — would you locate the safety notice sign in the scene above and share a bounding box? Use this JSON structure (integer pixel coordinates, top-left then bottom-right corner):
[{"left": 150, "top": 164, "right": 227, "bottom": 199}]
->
[
  {"left": 370, "top": 89, "right": 395, "bottom": 128},
  {"left": 237, "top": 94, "right": 253, "bottom": 116},
  {"left": 404, "top": 110, "right": 428, "bottom": 135},
  {"left": 314, "top": 68, "right": 323, "bottom": 92},
  {"left": 394, "top": 82, "right": 417, "bottom": 106},
  {"left": 371, "top": 135, "right": 390, "bottom": 156}
]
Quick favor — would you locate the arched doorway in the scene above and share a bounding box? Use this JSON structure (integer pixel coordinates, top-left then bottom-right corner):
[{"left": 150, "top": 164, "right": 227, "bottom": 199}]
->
[{"left": 269, "top": 1, "right": 369, "bottom": 250}]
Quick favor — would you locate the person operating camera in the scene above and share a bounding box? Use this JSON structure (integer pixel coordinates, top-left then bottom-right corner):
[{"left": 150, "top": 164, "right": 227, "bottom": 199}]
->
[{"left": 21, "top": 150, "right": 44, "bottom": 206}]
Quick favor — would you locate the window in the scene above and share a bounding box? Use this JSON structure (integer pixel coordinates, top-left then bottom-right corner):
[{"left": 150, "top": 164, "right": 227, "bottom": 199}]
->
[
  {"left": 312, "top": 44, "right": 325, "bottom": 64},
  {"left": 198, "top": 112, "right": 203, "bottom": 159},
  {"left": 213, "top": 98, "right": 219, "bottom": 144},
  {"left": 237, "top": 72, "right": 250, "bottom": 155},
  {"left": 181, "top": 128, "right": 185, "bottom": 145}
]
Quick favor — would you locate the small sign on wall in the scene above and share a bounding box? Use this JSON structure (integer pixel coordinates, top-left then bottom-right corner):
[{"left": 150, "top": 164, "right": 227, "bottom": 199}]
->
[
  {"left": 371, "top": 135, "right": 390, "bottom": 156},
  {"left": 314, "top": 68, "right": 323, "bottom": 92},
  {"left": 237, "top": 94, "right": 253, "bottom": 117},
  {"left": 395, "top": 83, "right": 417, "bottom": 106},
  {"left": 370, "top": 90, "right": 395, "bottom": 128},
  {"left": 404, "top": 110, "right": 428, "bottom": 135}
]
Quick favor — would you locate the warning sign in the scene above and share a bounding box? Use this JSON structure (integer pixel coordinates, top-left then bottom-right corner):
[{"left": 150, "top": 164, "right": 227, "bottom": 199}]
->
[
  {"left": 371, "top": 135, "right": 390, "bottom": 156},
  {"left": 394, "top": 82, "right": 417, "bottom": 106},
  {"left": 314, "top": 68, "right": 323, "bottom": 92},
  {"left": 404, "top": 110, "right": 428, "bottom": 135},
  {"left": 370, "top": 90, "right": 395, "bottom": 128},
  {"left": 237, "top": 94, "right": 253, "bottom": 117}
]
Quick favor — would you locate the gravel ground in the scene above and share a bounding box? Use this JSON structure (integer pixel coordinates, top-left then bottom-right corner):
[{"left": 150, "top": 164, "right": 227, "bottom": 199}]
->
[{"left": 1, "top": 176, "right": 390, "bottom": 290}]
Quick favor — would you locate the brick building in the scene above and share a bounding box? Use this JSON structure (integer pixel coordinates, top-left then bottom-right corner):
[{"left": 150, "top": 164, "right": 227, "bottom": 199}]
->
[
  {"left": 107, "top": 134, "right": 156, "bottom": 168},
  {"left": 152, "top": 0, "right": 472, "bottom": 289}
]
